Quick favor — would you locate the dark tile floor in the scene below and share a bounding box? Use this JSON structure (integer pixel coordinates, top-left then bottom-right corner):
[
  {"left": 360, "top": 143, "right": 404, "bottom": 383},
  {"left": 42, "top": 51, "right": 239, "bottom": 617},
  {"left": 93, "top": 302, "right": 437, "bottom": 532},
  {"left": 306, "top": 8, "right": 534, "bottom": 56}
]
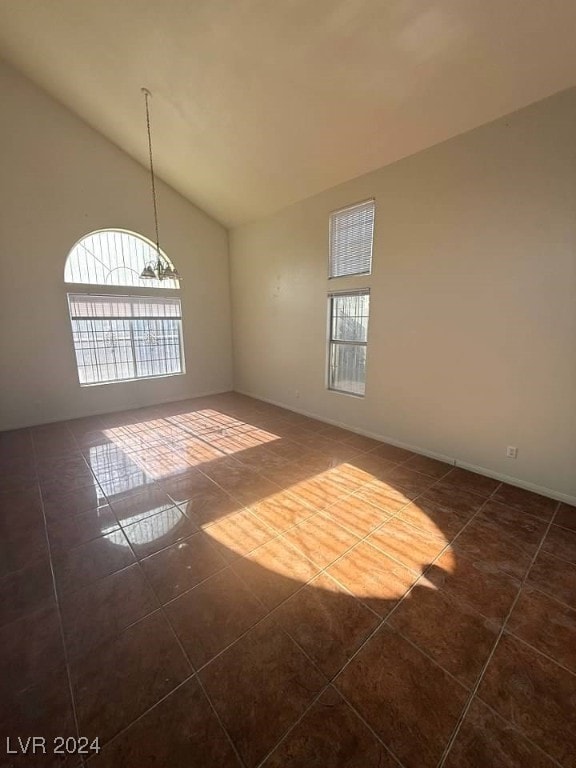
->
[{"left": 0, "top": 392, "right": 574, "bottom": 768}]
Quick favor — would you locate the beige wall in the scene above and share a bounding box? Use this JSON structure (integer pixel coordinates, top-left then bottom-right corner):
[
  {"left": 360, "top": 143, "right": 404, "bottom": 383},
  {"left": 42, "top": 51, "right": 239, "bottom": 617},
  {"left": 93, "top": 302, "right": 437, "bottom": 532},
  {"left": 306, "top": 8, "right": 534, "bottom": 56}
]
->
[
  {"left": 0, "top": 59, "right": 233, "bottom": 430},
  {"left": 230, "top": 89, "right": 576, "bottom": 501}
]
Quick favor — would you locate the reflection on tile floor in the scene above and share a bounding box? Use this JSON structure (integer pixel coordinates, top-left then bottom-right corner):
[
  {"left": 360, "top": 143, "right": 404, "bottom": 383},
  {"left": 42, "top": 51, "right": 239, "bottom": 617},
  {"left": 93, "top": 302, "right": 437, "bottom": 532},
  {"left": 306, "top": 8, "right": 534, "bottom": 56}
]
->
[{"left": 0, "top": 392, "right": 574, "bottom": 767}]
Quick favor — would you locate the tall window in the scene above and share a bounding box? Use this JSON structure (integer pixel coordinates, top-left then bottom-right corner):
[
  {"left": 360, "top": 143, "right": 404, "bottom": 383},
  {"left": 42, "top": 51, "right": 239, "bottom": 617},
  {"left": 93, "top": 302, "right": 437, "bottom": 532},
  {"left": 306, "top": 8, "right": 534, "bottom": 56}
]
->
[
  {"left": 64, "top": 230, "right": 185, "bottom": 386},
  {"left": 329, "top": 199, "right": 374, "bottom": 278},
  {"left": 328, "top": 290, "right": 370, "bottom": 396}
]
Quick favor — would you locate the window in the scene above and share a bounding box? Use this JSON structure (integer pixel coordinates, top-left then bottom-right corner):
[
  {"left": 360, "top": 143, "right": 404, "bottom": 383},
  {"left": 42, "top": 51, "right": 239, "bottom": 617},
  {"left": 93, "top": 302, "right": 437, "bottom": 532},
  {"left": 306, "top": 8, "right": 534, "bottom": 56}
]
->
[
  {"left": 68, "top": 295, "right": 184, "bottom": 385},
  {"left": 328, "top": 290, "right": 370, "bottom": 396},
  {"left": 329, "top": 199, "right": 374, "bottom": 278},
  {"left": 64, "top": 230, "right": 184, "bottom": 386},
  {"left": 65, "top": 229, "right": 180, "bottom": 289}
]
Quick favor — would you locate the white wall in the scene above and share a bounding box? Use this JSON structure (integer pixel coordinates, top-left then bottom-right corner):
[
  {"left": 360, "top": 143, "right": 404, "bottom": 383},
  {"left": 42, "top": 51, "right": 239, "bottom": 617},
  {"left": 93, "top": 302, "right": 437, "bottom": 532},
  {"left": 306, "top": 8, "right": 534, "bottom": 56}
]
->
[
  {"left": 230, "top": 89, "right": 576, "bottom": 500},
  {"left": 0, "top": 59, "right": 233, "bottom": 430}
]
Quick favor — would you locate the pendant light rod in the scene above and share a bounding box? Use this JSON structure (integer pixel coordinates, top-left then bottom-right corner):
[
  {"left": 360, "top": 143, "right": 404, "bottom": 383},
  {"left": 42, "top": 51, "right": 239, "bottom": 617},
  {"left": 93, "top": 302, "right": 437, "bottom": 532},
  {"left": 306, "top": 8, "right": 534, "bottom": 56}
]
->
[{"left": 141, "top": 87, "right": 161, "bottom": 257}]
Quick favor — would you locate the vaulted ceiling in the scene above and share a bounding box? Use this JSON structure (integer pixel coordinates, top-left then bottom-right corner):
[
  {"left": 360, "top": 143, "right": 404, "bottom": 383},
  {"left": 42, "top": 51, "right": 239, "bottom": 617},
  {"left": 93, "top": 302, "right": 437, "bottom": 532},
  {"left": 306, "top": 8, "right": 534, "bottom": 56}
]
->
[{"left": 1, "top": 0, "right": 576, "bottom": 226}]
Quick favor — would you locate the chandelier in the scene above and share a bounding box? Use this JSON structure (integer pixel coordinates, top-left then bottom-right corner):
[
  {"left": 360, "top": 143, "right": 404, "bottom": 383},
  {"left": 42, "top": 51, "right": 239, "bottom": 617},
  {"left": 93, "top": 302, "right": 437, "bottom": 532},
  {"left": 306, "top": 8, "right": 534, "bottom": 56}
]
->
[{"left": 139, "top": 88, "right": 181, "bottom": 282}]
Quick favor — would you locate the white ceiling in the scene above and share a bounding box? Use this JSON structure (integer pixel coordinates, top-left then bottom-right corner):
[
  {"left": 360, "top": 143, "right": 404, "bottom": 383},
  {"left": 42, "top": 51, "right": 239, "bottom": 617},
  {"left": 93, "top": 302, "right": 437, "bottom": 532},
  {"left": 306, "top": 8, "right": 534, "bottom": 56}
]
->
[{"left": 1, "top": 0, "right": 576, "bottom": 226}]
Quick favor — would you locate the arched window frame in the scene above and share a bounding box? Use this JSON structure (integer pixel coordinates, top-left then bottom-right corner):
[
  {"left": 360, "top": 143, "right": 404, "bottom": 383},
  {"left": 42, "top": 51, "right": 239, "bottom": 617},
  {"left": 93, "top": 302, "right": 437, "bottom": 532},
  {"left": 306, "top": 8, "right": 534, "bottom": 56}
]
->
[{"left": 64, "top": 229, "right": 185, "bottom": 386}]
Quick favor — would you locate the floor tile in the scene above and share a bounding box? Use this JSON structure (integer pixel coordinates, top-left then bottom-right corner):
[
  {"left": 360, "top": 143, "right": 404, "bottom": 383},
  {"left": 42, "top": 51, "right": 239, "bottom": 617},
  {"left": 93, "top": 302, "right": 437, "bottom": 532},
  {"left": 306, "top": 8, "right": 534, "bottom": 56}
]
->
[
  {"left": 92, "top": 677, "right": 241, "bottom": 768},
  {"left": 199, "top": 617, "right": 327, "bottom": 767},
  {"left": 0, "top": 525, "right": 49, "bottom": 578},
  {"left": 507, "top": 585, "right": 576, "bottom": 674},
  {"left": 283, "top": 513, "right": 359, "bottom": 569},
  {"left": 370, "top": 443, "right": 415, "bottom": 463},
  {"left": 452, "top": 516, "right": 536, "bottom": 580},
  {"left": 527, "top": 550, "right": 576, "bottom": 609},
  {"left": 274, "top": 573, "right": 380, "bottom": 678},
  {"left": 52, "top": 530, "right": 135, "bottom": 596},
  {"left": 416, "top": 482, "right": 486, "bottom": 517},
  {"left": 262, "top": 686, "right": 396, "bottom": 767},
  {"left": 177, "top": 481, "right": 242, "bottom": 527},
  {"left": 555, "top": 502, "right": 576, "bottom": 532},
  {"left": 346, "top": 453, "right": 398, "bottom": 481},
  {"left": 166, "top": 567, "right": 266, "bottom": 668},
  {"left": 42, "top": 483, "right": 107, "bottom": 521},
  {"left": 335, "top": 625, "right": 468, "bottom": 768},
  {"left": 403, "top": 454, "right": 452, "bottom": 479},
  {"left": 203, "top": 508, "right": 275, "bottom": 562},
  {"left": 0, "top": 558, "right": 55, "bottom": 628},
  {"left": 0, "top": 667, "right": 77, "bottom": 768},
  {"left": 122, "top": 505, "right": 199, "bottom": 558},
  {"left": 141, "top": 532, "right": 227, "bottom": 603},
  {"left": 1, "top": 395, "right": 568, "bottom": 768},
  {"left": 0, "top": 468, "right": 38, "bottom": 495},
  {"left": 287, "top": 477, "right": 348, "bottom": 511},
  {"left": 324, "top": 495, "right": 390, "bottom": 537},
  {"left": 108, "top": 484, "right": 175, "bottom": 525},
  {"left": 396, "top": 499, "right": 470, "bottom": 539},
  {"left": 389, "top": 582, "right": 499, "bottom": 686},
  {"left": 491, "top": 483, "right": 557, "bottom": 521},
  {"left": 367, "top": 518, "right": 447, "bottom": 574},
  {"left": 541, "top": 523, "right": 576, "bottom": 564},
  {"left": 250, "top": 492, "right": 316, "bottom": 532},
  {"left": 444, "top": 697, "right": 558, "bottom": 768},
  {"left": 326, "top": 541, "right": 418, "bottom": 617},
  {"left": 355, "top": 480, "right": 414, "bottom": 513},
  {"left": 0, "top": 603, "right": 65, "bottom": 694},
  {"left": 340, "top": 433, "right": 383, "bottom": 451},
  {"left": 231, "top": 537, "right": 320, "bottom": 610},
  {"left": 478, "top": 633, "right": 576, "bottom": 767},
  {"left": 60, "top": 563, "right": 159, "bottom": 657},
  {"left": 384, "top": 465, "right": 438, "bottom": 496},
  {"left": 441, "top": 467, "right": 501, "bottom": 497},
  {"left": 46, "top": 504, "right": 118, "bottom": 553},
  {"left": 36, "top": 454, "right": 91, "bottom": 484},
  {"left": 0, "top": 486, "right": 43, "bottom": 533},
  {"left": 480, "top": 499, "right": 547, "bottom": 549},
  {"left": 425, "top": 551, "right": 520, "bottom": 624},
  {"left": 71, "top": 610, "right": 191, "bottom": 744}
]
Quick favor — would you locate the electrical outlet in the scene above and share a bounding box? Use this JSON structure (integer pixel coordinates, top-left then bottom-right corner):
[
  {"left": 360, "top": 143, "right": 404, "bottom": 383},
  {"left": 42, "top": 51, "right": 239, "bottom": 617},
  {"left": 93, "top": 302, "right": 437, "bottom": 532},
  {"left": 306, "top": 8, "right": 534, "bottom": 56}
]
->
[
  {"left": 506, "top": 446, "right": 518, "bottom": 459},
  {"left": 295, "top": 390, "right": 300, "bottom": 399}
]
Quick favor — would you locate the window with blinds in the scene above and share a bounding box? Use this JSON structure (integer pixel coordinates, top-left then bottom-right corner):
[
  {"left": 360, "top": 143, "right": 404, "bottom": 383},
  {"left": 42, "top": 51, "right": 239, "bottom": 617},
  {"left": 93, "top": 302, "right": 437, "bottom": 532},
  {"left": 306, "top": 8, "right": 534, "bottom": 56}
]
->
[
  {"left": 328, "top": 290, "right": 370, "bottom": 396},
  {"left": 329, "top": 199, "right": 375, "bottom": 278},
  {"left": 67, "top": 294, "right": 184, "bottom": 385}
]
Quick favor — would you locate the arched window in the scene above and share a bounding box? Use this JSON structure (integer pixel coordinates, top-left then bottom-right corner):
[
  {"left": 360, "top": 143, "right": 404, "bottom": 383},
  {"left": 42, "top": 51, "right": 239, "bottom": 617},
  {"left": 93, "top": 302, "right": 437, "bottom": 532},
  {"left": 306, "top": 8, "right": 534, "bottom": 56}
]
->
[{"left": 65, "top": 230, "right": 185, "bottom": 386}]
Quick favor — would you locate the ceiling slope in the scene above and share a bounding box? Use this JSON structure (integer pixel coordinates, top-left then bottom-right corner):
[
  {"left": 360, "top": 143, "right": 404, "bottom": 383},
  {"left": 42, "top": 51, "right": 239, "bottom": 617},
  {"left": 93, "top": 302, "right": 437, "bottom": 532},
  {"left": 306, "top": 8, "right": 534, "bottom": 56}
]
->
[{"left": 1, "top": 0, "right": 576, "bottom": 226}]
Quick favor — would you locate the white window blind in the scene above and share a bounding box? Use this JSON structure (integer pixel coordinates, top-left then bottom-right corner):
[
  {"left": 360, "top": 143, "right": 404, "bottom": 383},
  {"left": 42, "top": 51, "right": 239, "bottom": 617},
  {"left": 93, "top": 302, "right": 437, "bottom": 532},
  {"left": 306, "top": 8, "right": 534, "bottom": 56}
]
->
[
  {"left": 67, "top": 294, "right": 184, "bottom": 386},
  {"left": 68, "top": 295, "right": 182, "bottom": 320},
  {"left": 329, "top": 200, "right": 375, "bottom": 278}
]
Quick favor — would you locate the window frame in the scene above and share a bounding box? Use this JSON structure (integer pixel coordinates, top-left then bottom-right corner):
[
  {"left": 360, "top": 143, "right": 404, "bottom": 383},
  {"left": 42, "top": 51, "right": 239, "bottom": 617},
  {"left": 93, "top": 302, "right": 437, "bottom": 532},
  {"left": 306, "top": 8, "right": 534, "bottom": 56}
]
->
[
  {"left": 64, "top": 229, "right": 185, "bottom": 388},
  {"left": 67, "top": 291, "right": 186, "bottom": 387},
  {"left": 326, "top": 289, "right": 370, "bottom": 398},
  {"left": 328, "top": 198, "right": 375, "bottom": 280}
]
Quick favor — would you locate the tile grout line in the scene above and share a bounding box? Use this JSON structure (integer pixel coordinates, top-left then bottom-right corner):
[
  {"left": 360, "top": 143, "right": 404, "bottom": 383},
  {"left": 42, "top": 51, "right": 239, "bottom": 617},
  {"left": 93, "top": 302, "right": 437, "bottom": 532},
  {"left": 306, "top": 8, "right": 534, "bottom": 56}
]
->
[
  {"left": 500, "top": 629, "right": 576, "bottom": 680},
  {"left": 32, "top": 425, "right": 86, "bottom": 768},
  {"left": 463, "top": 697, "right": 566, "bottom": 768},
  {"left": 209, "top": 472, "right": 499, "bottom": 767},
  {"left": 141, "top": 461, "right": 497, "bottom": 684},
  {"left": 21, "top": 401, "right": 566, "bottom": 768},
  {"left": 436, "top": 501, "right": 561, "bottom": 768},
  {"left": 89, "top": 525, "right": 249, "bottom": 768}
]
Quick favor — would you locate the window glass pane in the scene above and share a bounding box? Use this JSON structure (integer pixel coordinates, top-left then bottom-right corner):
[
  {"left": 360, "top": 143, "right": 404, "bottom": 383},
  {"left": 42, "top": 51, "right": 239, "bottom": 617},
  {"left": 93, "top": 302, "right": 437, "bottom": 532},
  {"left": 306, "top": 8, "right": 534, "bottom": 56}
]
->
[
  {"left": 68, "top": 295, "right": 184, "bottom": 385},
  {"left": 65, "top": 230, "right": 180, "bottom": 289},
  {"left": 331, "top": 293, "right": 370, "bottom": 342},
  {"left": 329, "top": 343, "right": 366, "bottom": 396}
]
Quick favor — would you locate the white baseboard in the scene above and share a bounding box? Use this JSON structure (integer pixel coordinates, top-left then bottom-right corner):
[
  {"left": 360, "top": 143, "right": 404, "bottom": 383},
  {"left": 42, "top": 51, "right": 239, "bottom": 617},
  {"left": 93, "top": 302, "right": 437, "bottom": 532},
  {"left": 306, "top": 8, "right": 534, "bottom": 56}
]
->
[{"left": 234, "top": 388, "right": 576, "bottom": 506}]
